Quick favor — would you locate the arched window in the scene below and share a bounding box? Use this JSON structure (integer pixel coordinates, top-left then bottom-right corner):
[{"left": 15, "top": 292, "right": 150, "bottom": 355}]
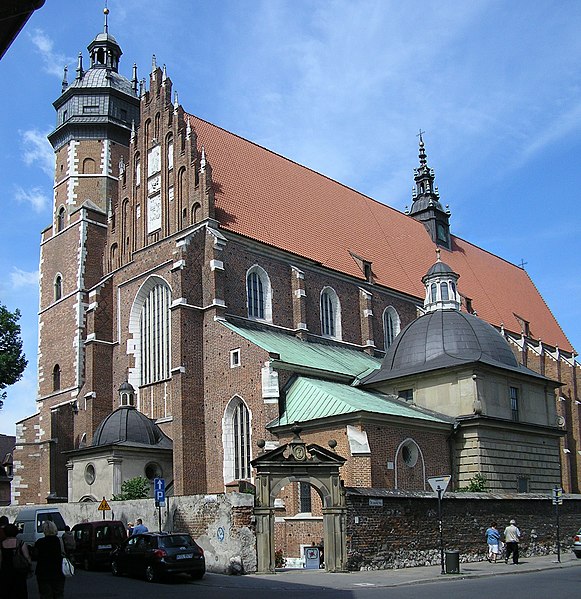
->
[
  {"left": 54, "top": 275, "right": 62, "bottom": 301},
  {"left": 222, "top": 396, "right": 252, "bottom": 483},
  {"left": 430, "top": 283, "right": 437, "bottom": 303},
  {"left": 82, "top": 157, "right": 96, "bottom": 174},
  {"left": 57, "top": 206, "right": 65, "bottom": 232},
  {"left": 191, "top": 203, "right": 201, "bottom": 224},
  {"left": 320, "top": 287, "right": 341, "bottom": 339},
  {"left": 135, "top": 155, "right": 141, "bottom": 186},
  {"left": 166, "top": 134, "right": 174, "bottom": 171},
  {"left": 394, "top": 438, "right": 426, "bottom": 490},
  {"left": 383, "top": 306, "right": 401, "bottom": 349},
  {"left": 129, "top": 277, "right": 172, "bottom": 387},
  {"left": 440, "top": 282, "right": 449, "bottom": 301},
  {"left": 246, "top": 266, "right": 272, "bottom": 322},
  {"left": 110, "top": 243, "right": 118, "bottom": 270},
  {"left": 52, "top": 364, "right": 61, "bottom": 391}
]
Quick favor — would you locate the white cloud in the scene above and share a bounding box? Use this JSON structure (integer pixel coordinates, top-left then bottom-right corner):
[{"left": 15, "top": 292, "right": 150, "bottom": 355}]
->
[
  {"left": 29, "top": 28, "right": 69, "bottom": 78},
  {"left": 21, "top": 129, "right": 54, "bottom": 177},
  {"left": 14, "top": 185, "right": 50, "bottom": 213},
  {"left": 10, "top": 268, "right": 39, "bottom": 289}
]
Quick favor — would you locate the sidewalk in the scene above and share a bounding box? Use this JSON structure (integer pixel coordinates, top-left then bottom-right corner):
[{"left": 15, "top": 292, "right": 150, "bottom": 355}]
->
[{"left": 252, "top": 552, "right": 580, "bottom": 589}]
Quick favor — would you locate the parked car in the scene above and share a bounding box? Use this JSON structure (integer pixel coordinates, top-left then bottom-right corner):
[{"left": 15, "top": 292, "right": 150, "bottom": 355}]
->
[
  {"left": 71, "top": 520, "right": 127, "bottom": 570},
  {"left": 111, "top": 532, "right": 205, "bottom": 582},
  {"left": 15, "top": 508, "right": 67, "bottom": 557},
  {"left": 574, "top": 528, "right": 581, "bottom": 558}
]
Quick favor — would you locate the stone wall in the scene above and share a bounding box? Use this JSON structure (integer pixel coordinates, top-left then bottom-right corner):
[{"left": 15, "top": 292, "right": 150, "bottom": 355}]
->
[
  {"left": 346, "top": 488, "right": 581, "bottom": 570},
  {"left": 1, "top": 492, "right": 256, "bottom": 575}
]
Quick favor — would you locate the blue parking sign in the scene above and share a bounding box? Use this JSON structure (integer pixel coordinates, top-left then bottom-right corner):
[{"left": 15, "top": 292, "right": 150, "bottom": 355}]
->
[{"left": 154, "top": 478, "right": 165, "bottom": 506}]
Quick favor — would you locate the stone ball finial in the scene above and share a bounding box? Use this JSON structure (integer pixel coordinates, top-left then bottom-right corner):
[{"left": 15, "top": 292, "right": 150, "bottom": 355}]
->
[
  {"left": 328, "top": 439, "right": 337, "bottom": 450},
  {"left": 256, "top": 439, "right": 266, "bottom": 449}
]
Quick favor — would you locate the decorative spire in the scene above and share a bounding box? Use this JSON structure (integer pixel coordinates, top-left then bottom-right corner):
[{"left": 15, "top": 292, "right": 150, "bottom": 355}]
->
[
  {"left": 173, "top": 90, "right": 179, "bottom": 113},
  {"left": 151, "top": 54, "right": 157, "bottom": 73},
  {"left": 130, "top": 120, "right": 136, "bottom": 144},
  {"left": 139, "top": 78, "right": 146, "bottom": 97},
  {"left": 103, "top": 4, "right": 109, "bottom": 33},
  {"left": 418, "top": 129, "right": 427, "bottom": 166},
  {"left": 186, "top": 118, "right": 191, "bottom": 140},
  {"left": 162, "top": 64, "right": 167, "bottom": 85},
  {"left": 76, "top": 52, "right": 83, "bottom": 80},
  {"left": 131, "top": 63, "right": 138, "bottom": 95},
  {"left": 61, "top": 65, "right": 68, "bottom": 93},
  {"left": 200, "top": 146, "right": 206, "bottom": 173}
]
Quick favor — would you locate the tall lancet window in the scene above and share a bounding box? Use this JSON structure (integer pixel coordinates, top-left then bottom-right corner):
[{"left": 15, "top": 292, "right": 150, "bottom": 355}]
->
[
  {"left": 320, "top": 287, "right": 341, "bottom": 339},
  {"left": 139, "top": 282, "right": 171, "bottom": 385},
  {"left": 246, "top": 266, "right": 272, "bottom": 322},
  {"left": 383, "top": 306, "right": 401, "bottom": 349}
]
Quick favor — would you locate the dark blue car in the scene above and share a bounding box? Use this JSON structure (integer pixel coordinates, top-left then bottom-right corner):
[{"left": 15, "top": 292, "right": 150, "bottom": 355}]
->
[{"left": 111, "top": 532, "right": 205, "bottom": 582}]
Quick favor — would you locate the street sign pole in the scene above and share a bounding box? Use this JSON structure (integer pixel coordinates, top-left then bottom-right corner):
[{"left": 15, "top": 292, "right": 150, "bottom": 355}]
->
[
  {"left": 553, "top": 486, "right": 562, "bottom": 563},
  {"left": 437, "top": 488, "right": 444, "bottom": 575},
  {"left": 154, "top": 478, "right": 166, "bottom": 533}
]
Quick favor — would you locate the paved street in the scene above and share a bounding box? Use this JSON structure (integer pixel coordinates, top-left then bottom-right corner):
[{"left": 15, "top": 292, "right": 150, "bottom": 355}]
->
[{"left": 25, "top": 552, "right": 581, "bottom": 599}]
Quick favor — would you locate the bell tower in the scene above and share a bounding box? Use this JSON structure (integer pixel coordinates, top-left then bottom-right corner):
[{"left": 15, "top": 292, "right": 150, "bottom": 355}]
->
[{"left": 26, "top": 8, "right": 140, "bottom": 503}]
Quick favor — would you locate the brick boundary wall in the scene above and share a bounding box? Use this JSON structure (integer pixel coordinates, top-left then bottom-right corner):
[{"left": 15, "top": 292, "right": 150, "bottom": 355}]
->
[
  {"left": 1, "top": 492, "right": 256, "bottom": 574},
  {"left": 346, "top": 488, "right": 581, "bottom": 571}
]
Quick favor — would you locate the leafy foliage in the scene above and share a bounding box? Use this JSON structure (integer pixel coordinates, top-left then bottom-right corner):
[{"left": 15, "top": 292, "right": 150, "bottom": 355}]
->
[
  {"left": 0, "top": 303, "right": 27, "bottom": 409},
  {"left": 112, "top": 476, "right": 150, "bottom": 501},
  {"left": 457, "top": 473, "right": 488, "bottom": 492}
]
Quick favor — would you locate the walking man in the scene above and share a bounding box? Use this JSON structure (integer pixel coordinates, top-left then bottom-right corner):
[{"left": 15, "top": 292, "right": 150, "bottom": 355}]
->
[{"left": 504, "top": 519, "right": 521, "bottom": 564}]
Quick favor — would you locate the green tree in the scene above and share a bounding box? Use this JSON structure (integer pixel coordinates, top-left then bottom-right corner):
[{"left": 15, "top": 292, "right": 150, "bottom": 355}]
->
[
  {"left": 458, "top": 473, "right": 488, "bottom": 492},
  {"left": 0, "top": 302, "right": 28, "bottom": 409},
  {"left": 112, "top": 476, "right": 150, "bottom": 501}
]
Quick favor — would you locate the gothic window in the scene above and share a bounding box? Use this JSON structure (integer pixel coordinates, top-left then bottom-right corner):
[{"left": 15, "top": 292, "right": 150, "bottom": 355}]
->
[
  {"left": 154, "top": 113, "right": 160, "bottom": 140},
  {"left": 136, "top": 279, "right": 172, "bottom": 386},
  {"left": 110, "top": 243, "right": 118, "bottom": 270},
  {"left": 383, "top": 306, "right": 401, "bottom": 349},
  {"left": 222, "top": 396, "right": 252, "bottom": 483},
  {"left": 167, "top": 135, "right": 174, "bottom": 171},
  {"left": 135, "top": 156, "right": 141, "bottom": 186},
  {"left": 320, "top": 287, "right": 341, "bottom": 339},
  {"left": 82, "top": 157, "right": 96, "bottom": 174},
  {"left": 299, "top": 482, "right": 312, "bottom": 513},
  {"left": 246, "top": 266, "right": 272, "bottom": 321},
  {"left": 52, "top": 364, "right": 61, "bottom": 391},
  {"left": 54, "top": 275, "right": 62, "bottom": 301},
  {"left": 57, "top": 206, "right": 65, "bottom": 232},
  {"left": 440, "top": 282, "right": 449, "bottom": 301}
]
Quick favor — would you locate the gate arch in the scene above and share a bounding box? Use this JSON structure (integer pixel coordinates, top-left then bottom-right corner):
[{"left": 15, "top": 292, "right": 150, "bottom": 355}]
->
[{"left": 251, "top": 427, "right": 347, "bottom": 573}]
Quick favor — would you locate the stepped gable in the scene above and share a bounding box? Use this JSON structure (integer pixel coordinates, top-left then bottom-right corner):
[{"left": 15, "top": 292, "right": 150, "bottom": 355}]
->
[{"left": 186, "top": 114, "right": 572, "bottom": 353}]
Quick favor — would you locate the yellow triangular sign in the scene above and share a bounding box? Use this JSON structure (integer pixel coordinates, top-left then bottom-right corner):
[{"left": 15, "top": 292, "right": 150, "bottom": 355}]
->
[{"left": 98, "top": 497, "right": 111, "bottom": 511}]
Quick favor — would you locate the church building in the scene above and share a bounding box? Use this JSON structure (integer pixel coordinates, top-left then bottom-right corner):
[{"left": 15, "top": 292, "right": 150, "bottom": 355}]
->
[{"left": 12, "top": 14, "right": 580, "bottom": 510}]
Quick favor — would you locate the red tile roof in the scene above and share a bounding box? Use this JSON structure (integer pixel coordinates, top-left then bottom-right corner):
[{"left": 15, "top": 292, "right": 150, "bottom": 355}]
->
[{"left": 188, "top": 115, "right": 573, "bottom": 353}]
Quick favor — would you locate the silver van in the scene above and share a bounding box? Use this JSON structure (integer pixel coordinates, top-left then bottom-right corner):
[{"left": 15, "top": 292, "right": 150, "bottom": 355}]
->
[{"left": 15, "top": 508, "right": 67, "bottom": 552}]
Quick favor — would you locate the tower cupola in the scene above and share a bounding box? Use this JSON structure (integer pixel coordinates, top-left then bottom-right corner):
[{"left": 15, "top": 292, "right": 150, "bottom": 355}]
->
[
  {"left": 409, "top": 133, "right": 452, "bottom": 250},
  {"left": 421, "top": 248, "right": 461, "bottom": 312}
]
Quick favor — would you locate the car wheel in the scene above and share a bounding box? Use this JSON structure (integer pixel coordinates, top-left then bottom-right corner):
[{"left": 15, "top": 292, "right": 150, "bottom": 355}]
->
[
  {"left": 111, "top": 560, "right": 121, "bottom": 576},
  {"left": 574, "top": 551, "right": 581, "bottom": 559},
  {"left": 145, "top": 565, "right": 156, "bottom": 583}
]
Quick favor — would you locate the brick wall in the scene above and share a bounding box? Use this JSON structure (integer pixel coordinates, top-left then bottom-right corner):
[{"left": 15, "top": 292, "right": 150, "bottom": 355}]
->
[{"left": 346, "top": 489, "right": 581, "bottom": 570}]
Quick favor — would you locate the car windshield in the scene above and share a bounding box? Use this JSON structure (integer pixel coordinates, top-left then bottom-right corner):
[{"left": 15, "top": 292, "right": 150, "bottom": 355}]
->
[
  {"left": 37, "top": 513, "right": 66, "bottom": 533},
  {"left": 159, "top": 535, "right": 194, "bottom": 548}
]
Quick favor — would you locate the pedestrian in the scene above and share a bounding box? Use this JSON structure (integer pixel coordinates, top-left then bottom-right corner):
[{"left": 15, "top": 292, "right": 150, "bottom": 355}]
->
[
  {"left": 504, "top": 518, "right": 521, "bottom": 564},
  {"left": 485, "top": 521, "right": 501, "bottom": 562},
  {"left": 130, "top": 519, "right": 148, "bottom": 536},
  {"left": 35, "top": 520, "right": 65, "bottom": 599},
  {"left": 126, "top": 522, "right": 134, "bottom": 537},
  {"left": 61, "top": 526, "right": 75, "bottom": 557},
  {"left": 0, "top": 522, "right": 32, "bottom": 599},
  {"left": 0, "top": 515, "right": 8, "bottom": 544}
]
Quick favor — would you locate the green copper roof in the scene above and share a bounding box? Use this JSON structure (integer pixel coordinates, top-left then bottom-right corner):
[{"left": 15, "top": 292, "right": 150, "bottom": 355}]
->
[
  {"left": 221, "top": 321, "right": 381, "bottom": 378},
  {"left": 273, "top": 376, "right": 449, "bottom": 426}
]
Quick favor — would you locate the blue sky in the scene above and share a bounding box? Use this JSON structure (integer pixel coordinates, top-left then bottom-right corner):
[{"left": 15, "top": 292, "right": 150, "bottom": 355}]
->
[{"left": 1, "top": 0, "right": 580, "bottom": 435}]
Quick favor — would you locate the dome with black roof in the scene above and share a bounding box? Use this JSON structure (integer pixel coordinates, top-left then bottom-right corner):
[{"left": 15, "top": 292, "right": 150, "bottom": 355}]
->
[
  {"left": 92, "top": 405, "right": 172, "bottom": 448},
  {"left": 362, "top": 255, "right": 545, "bottom": 385}
]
